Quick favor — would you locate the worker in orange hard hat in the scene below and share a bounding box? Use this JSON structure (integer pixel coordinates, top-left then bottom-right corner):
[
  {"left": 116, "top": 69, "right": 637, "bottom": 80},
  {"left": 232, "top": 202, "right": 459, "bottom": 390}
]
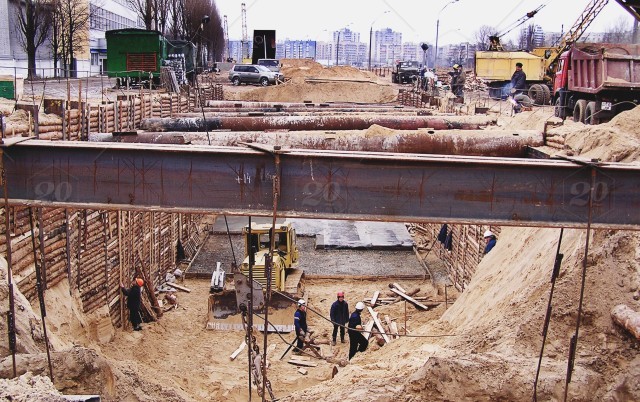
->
[
  {"left": 120, "top": 278, "right": 144, "bottom": 331},
  {"left": 330, "top": 291, "right": 349, "bottom": 346}
]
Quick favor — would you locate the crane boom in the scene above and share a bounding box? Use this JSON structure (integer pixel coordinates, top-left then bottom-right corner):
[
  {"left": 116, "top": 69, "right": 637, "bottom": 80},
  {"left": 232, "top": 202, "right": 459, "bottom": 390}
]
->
[
  {"left": 241, "top": 3, "right": 249, "bottom": 61},
  {"left": 615, "top": 0, "right": 640, "bottom": 20},
  {"left": 223, "top": 15, "right": 230, "bottom": 61}
]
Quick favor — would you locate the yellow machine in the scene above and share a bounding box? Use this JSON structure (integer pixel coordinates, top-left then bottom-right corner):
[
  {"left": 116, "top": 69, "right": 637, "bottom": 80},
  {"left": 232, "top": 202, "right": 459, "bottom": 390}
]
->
[
  {"left": 474, "top": 0, "right": 609, "bottom": 103},
  {"left": 207, "top": 222, "right": 304, "bottom": 332}
]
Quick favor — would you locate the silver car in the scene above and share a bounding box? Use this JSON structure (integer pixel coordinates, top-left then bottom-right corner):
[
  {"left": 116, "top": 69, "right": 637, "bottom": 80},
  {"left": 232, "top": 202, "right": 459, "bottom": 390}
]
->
[{"left": 228, "top": 64, "right": 283, "bottom": 86}]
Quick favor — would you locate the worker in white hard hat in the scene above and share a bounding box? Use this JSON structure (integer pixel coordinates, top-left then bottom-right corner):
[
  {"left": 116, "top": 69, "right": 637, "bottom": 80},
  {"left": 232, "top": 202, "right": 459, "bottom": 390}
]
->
[
  {"left": 293, "top": 299, "right": 308, "bottom": 354},
  {"left": 483, "top": 230, "right": 497, "bottom": 254},
  {"left": 347, "top": 301, "right": 368, "bottom": 360}
]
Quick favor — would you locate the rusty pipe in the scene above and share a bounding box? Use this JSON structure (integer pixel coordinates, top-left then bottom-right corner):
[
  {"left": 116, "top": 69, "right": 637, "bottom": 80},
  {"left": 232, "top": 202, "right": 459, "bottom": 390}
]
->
[
  {"left": 90, "top": 129, "right": 542, "bottom": 157},
  {"left": 139, "top": 115, "right": 497, "bottom": 132},
  {"left": 206, "top": 100, "right": 402, "bottom": 109},
  {"left": 196, "top": 108, "right": 427, "bottom": 114}
]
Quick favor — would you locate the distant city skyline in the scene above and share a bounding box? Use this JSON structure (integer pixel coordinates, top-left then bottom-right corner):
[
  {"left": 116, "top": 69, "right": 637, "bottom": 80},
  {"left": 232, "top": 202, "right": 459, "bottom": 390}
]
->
[{"left": 215, "top": 0, "right": 634, "bottom": 45}]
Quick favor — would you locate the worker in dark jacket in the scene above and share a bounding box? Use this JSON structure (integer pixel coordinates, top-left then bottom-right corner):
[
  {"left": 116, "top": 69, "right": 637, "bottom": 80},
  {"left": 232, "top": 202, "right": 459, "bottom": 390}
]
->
[
  {"left": 347, "top": 301, "right": 369, "bottom": 360},
  {"left": 483, "top": 230, "right": 497, "bottom": 255},
  {"left": 450, "top": 64, "right": 466, "bottom": 98},
  {"left": 330, "top": 291, "right": 349, "bottom": 345},
  {"left": 293, "top": 299, "right": 308, "bottom": 354},
  {"left": 121, "top": 278, "right": 144, "bottom": 331},
  {"left": 510, "top": 62, "right": 527, "bottom": 94}
]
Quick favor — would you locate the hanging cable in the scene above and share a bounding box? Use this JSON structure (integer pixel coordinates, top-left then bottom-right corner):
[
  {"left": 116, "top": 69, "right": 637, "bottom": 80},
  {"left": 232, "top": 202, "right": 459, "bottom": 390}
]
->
[
  {"left": 563, "top": 163, "right": 598, "bottom": 401},
  {"left": 223, "top": 215, "right": 237, "bottom": 269},
  {"left": 533, "top": 228, "right": 564, "bottom": 401},
  {"left": 28, "top": 207, "right": 54, "bottom": 381}
]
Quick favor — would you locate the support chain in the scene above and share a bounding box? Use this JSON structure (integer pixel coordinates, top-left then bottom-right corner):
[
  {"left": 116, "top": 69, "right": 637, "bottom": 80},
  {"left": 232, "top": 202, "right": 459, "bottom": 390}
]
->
[{"left": 239, "top": 303, "right": 275, "bottom": 400}]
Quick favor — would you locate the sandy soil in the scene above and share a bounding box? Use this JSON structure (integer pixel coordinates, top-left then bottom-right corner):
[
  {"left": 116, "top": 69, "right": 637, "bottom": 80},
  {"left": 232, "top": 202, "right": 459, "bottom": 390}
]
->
[{"left": 1, "top": 60, "right": 640, "bottom": 401}]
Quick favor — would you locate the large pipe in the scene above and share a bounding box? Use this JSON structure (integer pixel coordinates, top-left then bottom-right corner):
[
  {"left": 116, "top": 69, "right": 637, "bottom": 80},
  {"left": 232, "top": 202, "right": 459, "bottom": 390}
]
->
[
  {"left": 196, "top": 108, "right": 427, "bottom": 114},
  {"left": 206, "top": 100, "right": 404, "bottom": 109},
  {"left": 139, "top": 115, "right": 497, "bottom": 132},
  {"left": 90, "top": 129, "right": 542, "bottom": 157}
]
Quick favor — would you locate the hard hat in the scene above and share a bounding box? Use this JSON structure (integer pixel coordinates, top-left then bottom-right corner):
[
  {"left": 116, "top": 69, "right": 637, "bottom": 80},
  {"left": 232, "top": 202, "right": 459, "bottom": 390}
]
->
[
  {"left": 453, "top": 64, "right": 460, "bottom": 69},
  {"left": 136, "top": 278, "right": 144, "bottom": 287},
  {"left": 484, "top": 230, "right": 494, "bottom": 238},
  {"left": 355, "top": 301, "right": 365, "bottom": 311},
  {"left": 297, "top": 299, "right": 306, "bottom": 306},
  {"left": 337, "top": 291, "right": 344, "bottom": 297}
]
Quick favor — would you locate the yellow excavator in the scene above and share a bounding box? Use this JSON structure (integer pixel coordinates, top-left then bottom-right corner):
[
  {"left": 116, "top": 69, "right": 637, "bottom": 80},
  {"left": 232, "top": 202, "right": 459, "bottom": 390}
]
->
[{"left": 207, "top": 222, "right": 304, "bottom": 332}]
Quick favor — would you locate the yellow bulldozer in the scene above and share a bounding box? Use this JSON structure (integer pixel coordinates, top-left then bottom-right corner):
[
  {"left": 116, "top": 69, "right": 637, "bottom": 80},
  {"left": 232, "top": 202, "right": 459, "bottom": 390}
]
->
[{"left": 206, "top": 222, "right": 304, "bottom": 332}]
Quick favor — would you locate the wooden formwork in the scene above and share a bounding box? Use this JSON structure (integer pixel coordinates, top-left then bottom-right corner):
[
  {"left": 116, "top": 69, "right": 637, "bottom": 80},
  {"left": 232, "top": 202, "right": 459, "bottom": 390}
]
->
[{"left": 413, "top": 223, "right": 501, "bottom": 292}]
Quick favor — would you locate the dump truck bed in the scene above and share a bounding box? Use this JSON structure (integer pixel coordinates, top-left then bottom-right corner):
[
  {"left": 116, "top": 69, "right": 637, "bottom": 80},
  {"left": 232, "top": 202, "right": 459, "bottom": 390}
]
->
[{"left": 567, "top": 44, "right": 640, "bottom": 94}]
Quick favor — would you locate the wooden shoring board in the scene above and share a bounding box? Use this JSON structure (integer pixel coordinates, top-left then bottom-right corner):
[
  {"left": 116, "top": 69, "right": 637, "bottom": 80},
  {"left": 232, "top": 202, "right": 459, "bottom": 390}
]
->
[
  {"left": 390, "top": 288, "right": 429, "bottom": 310},
  {"left": 367, "top": 306, "right": 390, "bottom": 344}
]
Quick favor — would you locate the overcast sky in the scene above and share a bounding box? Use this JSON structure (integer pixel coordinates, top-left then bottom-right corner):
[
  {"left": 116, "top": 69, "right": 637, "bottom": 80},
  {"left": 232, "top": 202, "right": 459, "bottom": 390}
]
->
[{"left": 215, "top": 0, "right": 634, "bottom": 44}]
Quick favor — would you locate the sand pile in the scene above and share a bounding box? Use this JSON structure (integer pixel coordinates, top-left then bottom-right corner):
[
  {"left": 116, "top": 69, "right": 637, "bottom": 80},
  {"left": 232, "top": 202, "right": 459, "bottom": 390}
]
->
[
  {"left": 0, "top": 372, "right": 66, "bottom": 402},
  {"left": 225, "top": 59, "right": 396, "bottom": 103}
]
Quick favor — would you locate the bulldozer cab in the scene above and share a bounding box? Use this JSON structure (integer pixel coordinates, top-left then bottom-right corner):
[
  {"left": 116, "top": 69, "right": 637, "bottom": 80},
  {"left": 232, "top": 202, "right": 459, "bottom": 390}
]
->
[{"left": 207, "top": 221, "right": 304, "bottom": 331}]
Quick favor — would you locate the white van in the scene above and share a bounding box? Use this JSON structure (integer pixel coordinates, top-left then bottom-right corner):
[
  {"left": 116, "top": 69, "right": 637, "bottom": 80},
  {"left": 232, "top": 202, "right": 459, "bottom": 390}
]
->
[{"left": 257, "top": 59, "right": 281, "bottom": 72}]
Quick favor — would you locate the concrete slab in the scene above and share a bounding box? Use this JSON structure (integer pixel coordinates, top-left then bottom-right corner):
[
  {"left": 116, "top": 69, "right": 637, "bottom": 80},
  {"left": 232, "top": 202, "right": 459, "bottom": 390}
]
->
[{"left": 212, "top": 216, "right": 413, "bottom": 250}]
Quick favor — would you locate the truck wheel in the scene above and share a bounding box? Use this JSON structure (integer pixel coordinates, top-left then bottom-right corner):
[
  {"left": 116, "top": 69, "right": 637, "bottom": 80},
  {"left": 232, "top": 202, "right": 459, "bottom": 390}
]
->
[
  {"left": 573, "top": 99, "right": 587, "bottom": 123},
  {"left": 528, "top": 84, "right": 544, "bottom": 105},
  {"left": 541, "top": 85, "right": 551, "bottom": 105},
  {"left": 585, "top": 101, "right": 598, "bottom": 125}
]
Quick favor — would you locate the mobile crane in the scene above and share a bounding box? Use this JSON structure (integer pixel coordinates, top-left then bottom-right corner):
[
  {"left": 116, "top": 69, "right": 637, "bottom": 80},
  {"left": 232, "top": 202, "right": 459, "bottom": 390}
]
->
[{"left": 475, "top": 0, "right": 609, "bottom": 104}]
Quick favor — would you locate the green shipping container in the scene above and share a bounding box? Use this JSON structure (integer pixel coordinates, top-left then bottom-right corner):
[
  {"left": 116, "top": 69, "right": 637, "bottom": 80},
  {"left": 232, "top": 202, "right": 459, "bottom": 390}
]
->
[
  {"left": 105, "top": 29, "right": 167, "bottom": 79},
  {"left": 0, "top": 76, "right": 24, "bottom": 100}
]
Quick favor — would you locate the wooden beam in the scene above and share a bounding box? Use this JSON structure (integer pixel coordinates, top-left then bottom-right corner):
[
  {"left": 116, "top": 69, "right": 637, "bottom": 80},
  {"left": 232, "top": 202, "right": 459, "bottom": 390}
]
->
[
  {"left": 370, "top": 291, "right": 380, "bottom": 306},
  {"left": 166, "top": 282, "right": 191, "bottom": 293},
  {"left": 367, "top": 306, "right": 390, "bottom": 344},
  {"left": 389, "top": 288, "right": 429, "bottom": 310},
  {"left": 230, "top": 340, "right": 246, "bottom": 360}
]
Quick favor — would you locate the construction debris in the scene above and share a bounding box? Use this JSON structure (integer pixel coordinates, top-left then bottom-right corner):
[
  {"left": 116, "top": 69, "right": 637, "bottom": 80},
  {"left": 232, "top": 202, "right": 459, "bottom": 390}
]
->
[{"left": 611, "top": 304, "right": 640, "bottom": 340}]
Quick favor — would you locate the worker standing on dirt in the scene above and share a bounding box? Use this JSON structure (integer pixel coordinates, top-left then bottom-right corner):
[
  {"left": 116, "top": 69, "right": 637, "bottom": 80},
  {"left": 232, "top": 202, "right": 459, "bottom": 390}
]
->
[
  {"left": 330, "top": 291, "right": 349, "bottom": 346},
  {"left": 120, "top": 278, "right": 144, "bottom": 331},
  {"left": 510, "top": 62, "right": 527, "bottom": 94},
  {"left": 347, "top": 301, "right": 369, "bottom": 360},
  {"left": 483, "top": 230, "right": 497, "bottom": 255},
  {"left": 293, "top": 299, "right": 308, "bottom": 354}
]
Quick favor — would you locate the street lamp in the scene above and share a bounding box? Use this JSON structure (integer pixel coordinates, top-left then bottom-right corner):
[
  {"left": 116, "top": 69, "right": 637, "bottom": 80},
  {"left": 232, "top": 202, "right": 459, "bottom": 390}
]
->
[
  {"left": 434, "top": 0, "right": 459, "bottom": 69},
  {"left": 369, "top": 10, "right": 390, "bottom": 70}
]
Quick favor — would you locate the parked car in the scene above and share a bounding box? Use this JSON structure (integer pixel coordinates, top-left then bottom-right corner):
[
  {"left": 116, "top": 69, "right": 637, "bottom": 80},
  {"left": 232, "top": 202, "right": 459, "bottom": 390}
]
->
[
  {"left": 228, "top": 64, "right": 283, "bottom": 86},
  {"left": 257, "top": 58, "right": 281, "bottom": 72}
]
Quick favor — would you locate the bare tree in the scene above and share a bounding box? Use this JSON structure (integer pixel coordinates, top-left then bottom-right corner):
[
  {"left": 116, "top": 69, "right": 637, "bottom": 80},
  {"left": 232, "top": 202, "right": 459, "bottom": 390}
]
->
[
  {"left": 51, "top": 0, "right": 90, "bottom": 77},
  {"left": 128, "top": 0, "right": 153, "bottom": 30},
  {"left": 474, "top": 25, "right": 495, "bottom": 51},
  {"left": 602, "top": 17, "right": 631, "bottom": 43},
  {"left": 15, "top": 0, "right": 51, "bottom": 80},
  {"left": 517, "top": 24, "right": 536, "bottom": 51}
]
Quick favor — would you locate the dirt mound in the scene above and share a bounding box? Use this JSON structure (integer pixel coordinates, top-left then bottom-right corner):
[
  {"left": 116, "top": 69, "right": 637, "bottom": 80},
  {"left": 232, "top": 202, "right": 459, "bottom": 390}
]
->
[
  {"left": 280, "top": 59, "right": 376, "bottom": 81},
  {"left": 0, "top": 372, "right": 66, "bottom": 402},
  {"left": 226, "top": 81, "right": 398, "bottom": 104}
]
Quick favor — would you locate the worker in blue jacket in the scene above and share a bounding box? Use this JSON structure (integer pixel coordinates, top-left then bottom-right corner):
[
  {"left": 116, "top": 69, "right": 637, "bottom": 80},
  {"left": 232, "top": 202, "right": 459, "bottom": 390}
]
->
[
  {"left": 330, "top": 291, "right": 349, "bottom": 345},
  {"left": 347, "top": 301, "right": 368, "bottom": 360},
  {"left": 483, "top": 230, "right": 497, "bottom": 254},
  {"left": 293, "top": 299, "right": 308, "bottom": 354}
]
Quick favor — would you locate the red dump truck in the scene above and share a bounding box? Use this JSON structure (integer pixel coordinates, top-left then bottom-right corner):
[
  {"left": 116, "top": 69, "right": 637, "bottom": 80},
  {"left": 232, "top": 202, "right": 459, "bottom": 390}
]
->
[{"left": 553, "top": 43, "right": 640, "bottom": 124}]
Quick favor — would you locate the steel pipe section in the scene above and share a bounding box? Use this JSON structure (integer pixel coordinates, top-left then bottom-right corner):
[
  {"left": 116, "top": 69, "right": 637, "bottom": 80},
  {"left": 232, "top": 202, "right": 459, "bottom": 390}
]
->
[
  {"left": 139, "top": 115, "right": 497, "bottom": 132},
  {"left": 2, "top": 139, "right": 639, "bottom": 229},
  {"left": 90, "top": 130, "right": 543, "bottom": 157}
]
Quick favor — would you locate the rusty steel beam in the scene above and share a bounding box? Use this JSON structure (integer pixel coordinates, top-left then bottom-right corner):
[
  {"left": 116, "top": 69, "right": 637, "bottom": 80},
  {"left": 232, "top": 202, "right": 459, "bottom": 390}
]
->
[
  {"left": 139, "top": 115, "right": 497, "bottom": 132},
  {"left": 90, "top": 130, "right": 543, "bottom": 157},
  {"left": 2, "top": 139, "right": 640, "bottom": 229}
]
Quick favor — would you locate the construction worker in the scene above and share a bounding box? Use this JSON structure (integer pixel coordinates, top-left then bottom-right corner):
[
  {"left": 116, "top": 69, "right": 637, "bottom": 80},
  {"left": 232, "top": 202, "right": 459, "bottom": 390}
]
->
[
  {"left": 330, "top": 291, "right": 349, "bottom": 345},
  {"left": 450, "top": 64, "right": 466, "bottom": 98},
  {"left": 347, "top": 301, "right": 368, "bottom": 360},
  {"left": 120, "top": 278, "right": 144, "bottom": 331},
  {"left": 483, "top": 230, "right": 497, "bottom": 254},
  {"left": 293, "top": 299, "right": 308, "bottom": 354},
  {"left": 510, "top": 62, "right": 527, "bottom": 94}
]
